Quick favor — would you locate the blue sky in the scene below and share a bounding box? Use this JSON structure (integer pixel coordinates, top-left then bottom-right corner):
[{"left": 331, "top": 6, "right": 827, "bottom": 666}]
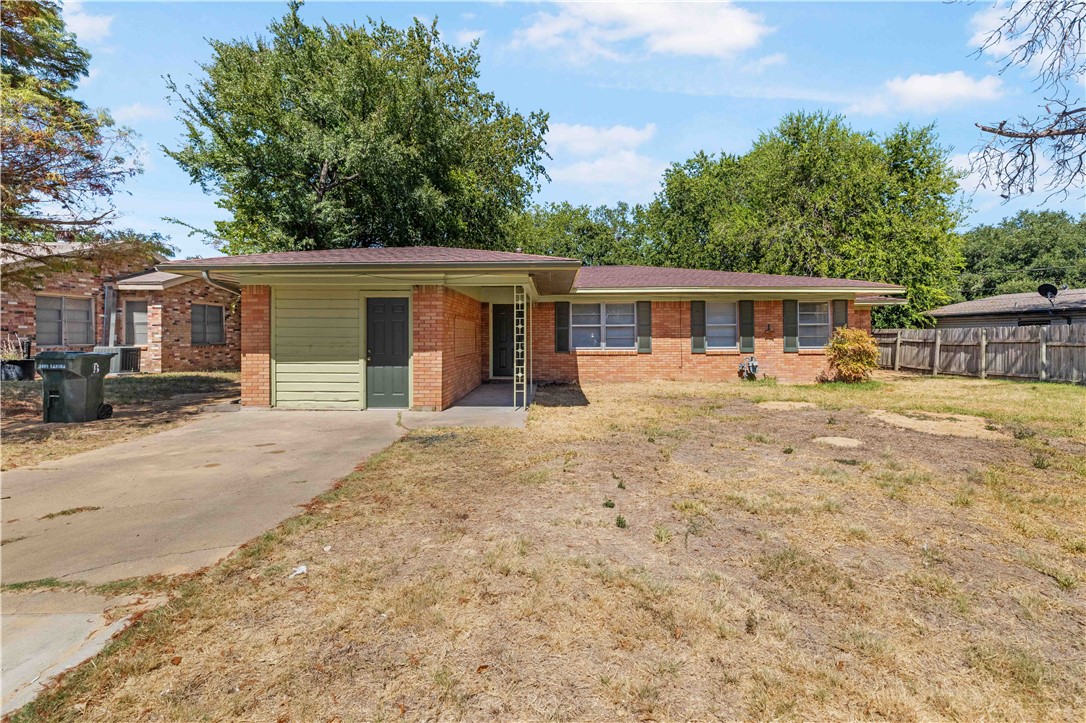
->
[{"left": 63, "top": 1, "right": 1082, "bottom": 259}]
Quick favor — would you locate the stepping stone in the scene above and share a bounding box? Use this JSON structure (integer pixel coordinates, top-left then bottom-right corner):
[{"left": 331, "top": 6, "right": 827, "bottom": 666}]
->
[{"left": 813, "top": 436, "right": 862, "bottom": 448}]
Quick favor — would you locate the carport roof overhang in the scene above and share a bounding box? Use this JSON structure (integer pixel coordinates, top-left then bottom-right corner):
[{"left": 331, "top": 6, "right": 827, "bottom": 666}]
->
[{"left": 158, "top": 262, "right": 583, "bottom": 296}]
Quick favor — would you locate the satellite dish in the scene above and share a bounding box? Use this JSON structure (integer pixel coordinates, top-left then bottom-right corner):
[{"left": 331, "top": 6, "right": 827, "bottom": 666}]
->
[{"left": 1038, "top": 283, "right": 1058, "bottom": 300}]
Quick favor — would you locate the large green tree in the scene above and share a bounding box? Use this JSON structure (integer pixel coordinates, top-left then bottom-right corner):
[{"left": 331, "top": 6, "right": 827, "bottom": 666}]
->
[
  {"left": 960, "top": 211, "right": 1086, "bottom": 299},
  {"left": 644, "top": 112, "right": 965, "bottom": 327},
  {"left": 167, "top": 2, "right": 548, "bottom": 253},
  {"left": 1, "top": 0, "right": 152, "bottom": 288},
  {"left": 505, "top": 202, "right": 649, "bottom": 266}
]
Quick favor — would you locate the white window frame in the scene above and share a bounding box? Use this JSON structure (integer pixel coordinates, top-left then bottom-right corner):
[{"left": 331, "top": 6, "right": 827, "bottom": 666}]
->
[
  {"left": 35, "top": 295, "right": 94, "bottom": 346},
  {"left": 571, "top": 302, "right": 637, "bottom": 350},
  {"left": 798, "top": 301, "right": 832, "bottom": 348},
  {"left": 705, "top": 301, "right": 739, "bottom": 349},
  {"left": 191, "top": 303, "right": 226, "bottom": 345}
]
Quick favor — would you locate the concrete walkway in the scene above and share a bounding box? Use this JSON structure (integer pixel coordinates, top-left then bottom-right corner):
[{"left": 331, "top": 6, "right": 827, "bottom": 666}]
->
[{"left": 401, "top": 382, "right": 530, "bottom": 429}]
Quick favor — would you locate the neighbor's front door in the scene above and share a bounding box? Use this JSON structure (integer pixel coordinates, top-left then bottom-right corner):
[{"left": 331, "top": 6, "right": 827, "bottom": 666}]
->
[
  {"left": 492, "top": 304, "right": 515, "bottom": 377},
  {"left": 366, "top": 297, "right": 409, "bottom": 408}
]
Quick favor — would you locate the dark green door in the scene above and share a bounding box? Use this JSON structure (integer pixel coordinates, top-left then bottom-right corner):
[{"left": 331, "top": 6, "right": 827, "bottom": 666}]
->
[
  {"left": 366, "top": 297, "right": 409, "bottom": 408},
  {"left": 492, "top": 304, "right": 514, "bottom": 377}
]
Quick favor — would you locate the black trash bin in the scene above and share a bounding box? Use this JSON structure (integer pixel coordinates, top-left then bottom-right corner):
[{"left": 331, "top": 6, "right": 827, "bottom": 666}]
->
[{"left": 35, "top": 351, "right": 116, "bottom": 423}]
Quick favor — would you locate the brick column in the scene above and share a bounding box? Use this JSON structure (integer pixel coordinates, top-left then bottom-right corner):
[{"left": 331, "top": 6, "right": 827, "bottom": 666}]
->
[
  {"left": 240, "top": 285, "right": 271, "bottom": 407},
  {"left": 412, "top": 285, "right": 444, "bottom": 410}
]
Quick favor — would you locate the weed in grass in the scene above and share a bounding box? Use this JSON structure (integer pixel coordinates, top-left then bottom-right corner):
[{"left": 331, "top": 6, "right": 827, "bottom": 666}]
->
[
  {"left": 826, "top": 416, "right": 838, "bottom": 425},
  {"left": 782, "top": 447, "right": 794, "bottom": 454},
  {"left": 846, "top": 526, "right": 870, "bottom": 541},
  {"left": 745, "top": 433, "right": 771, "bottom": 444},
  {"left": 1032, "top": 454, "right": 1051, "bottom": 470},
  {"left": 756, "top": 546, "right": 854, "bottom": 600},
  {"left": 2, "top": 577, "right": 84, "bottom": 592},
  {"left": 745, "top": 609, "right": 758, "bottom": 634},
  {"left": 615, "top": 515, "right": 627, "bottom": 529},
  {"left": 1019, "top": 552, "right": 1078, "bottom": 590},
  {"left": 673, "top": 498, "right": 710, "bottom": 518},
  {"left": 919, "top": 543, "right": 946, "bottom": 567},
  {"left": 967, "top": 643, "right": 1048, "bottom": 700},
  {"left": 818, "top": 499, "right": 843, "bottom": 514},
  {"left": 603, "top": 499, "right": 615, "bottom": 509},
  {"left": 617, "top": 479, "right": 626, "bottom": 489},
  {"left": 1062, "top": 538, "right": 1086, "bottom": 554},
  {"left": 653, "top": 526, "right": 673, "bottom": 545},
  {"left": 834, "top": 458, "right": 861, "bottom": 466},
  {"left": 1011, "top": 424, "right": 1037, "bottom": 440},
  {"left": 39, "top": 506, "right": 101, "bottom": 520}
]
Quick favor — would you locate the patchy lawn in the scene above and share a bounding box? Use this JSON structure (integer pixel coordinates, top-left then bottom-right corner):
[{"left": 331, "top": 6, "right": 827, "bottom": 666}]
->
[
  {"left": 16, "top": 374, "right": 1086, "bottom": 721},
  {"left": 1, "top": 372, "right": 239, "bottom": 470}
]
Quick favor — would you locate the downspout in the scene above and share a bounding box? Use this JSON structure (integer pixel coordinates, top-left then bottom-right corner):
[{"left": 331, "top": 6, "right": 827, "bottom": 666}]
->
[{"left": 201, "top": 271, "right": 241, "bottom": 296}]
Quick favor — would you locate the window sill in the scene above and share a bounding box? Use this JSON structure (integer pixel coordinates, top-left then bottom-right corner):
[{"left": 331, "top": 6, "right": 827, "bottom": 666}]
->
[
  {"left": 573, "top": 348, "right": 638, "bottom": 356},
  {"left": 798, "top": 347, "right": 828, "bottom": 354},
  {"left": 192, "top": 343, "right": 228, "bottom": 347},
  {"left": 705, "top": 348, "right": 741, "bottom": 355}
]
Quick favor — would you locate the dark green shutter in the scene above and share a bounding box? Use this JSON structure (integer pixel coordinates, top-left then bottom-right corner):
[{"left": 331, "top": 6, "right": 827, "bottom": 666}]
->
[
  {"left": 739, "top": 300, "right": 755, "bottom": 353},
  {"left": 783, "top": 300, "right": 798, "bottom": 352},
  {"left": 833, "top": 299, "right": 849, "bottom": 329},
  {"left": 555, "top": 302, "right": 570, "bottom": 353},
  {"left": 637, "top": 301, "right": 652, "bottom": 354},
  {"left": 691, "top": 301, "right": 706, "bottom": 354}
]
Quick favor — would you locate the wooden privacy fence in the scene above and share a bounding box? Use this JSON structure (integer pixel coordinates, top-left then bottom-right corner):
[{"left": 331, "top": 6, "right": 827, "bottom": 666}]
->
[{"left": 873, "top": 325, "right": 1086, "bottom": 384}]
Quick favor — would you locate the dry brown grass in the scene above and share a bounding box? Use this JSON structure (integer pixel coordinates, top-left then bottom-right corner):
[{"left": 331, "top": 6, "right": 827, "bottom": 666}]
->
[
  {"left": 0, "top": 372, "right": 239, "bottom": 470},
  {"left": 15, "top": 374, "right": 1086, "bottom": 721}
]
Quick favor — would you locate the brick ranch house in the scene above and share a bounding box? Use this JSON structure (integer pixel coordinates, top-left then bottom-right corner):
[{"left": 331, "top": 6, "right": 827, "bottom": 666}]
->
[
  {"left": 1, "top": 246, "right": 240, "bottom": 373},
  {"left": 158, "top": 247, "right": 905, "bottom": 410}
]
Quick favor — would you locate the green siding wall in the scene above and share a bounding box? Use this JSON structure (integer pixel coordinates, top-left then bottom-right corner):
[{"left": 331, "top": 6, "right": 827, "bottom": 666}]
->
[{"left": 273, "top": 288, "right": 362, "bottom": 408}]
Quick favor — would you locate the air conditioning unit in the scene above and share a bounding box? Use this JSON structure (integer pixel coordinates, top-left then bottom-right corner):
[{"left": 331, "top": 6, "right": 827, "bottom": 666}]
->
[{"left": 92, "top": 346, "right": 142, "bottom": 374}]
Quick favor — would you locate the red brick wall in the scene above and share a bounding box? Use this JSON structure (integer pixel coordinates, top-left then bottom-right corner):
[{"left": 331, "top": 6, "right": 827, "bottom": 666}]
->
[
  {"left": 120, "top": 283, "right": 240, "bottom": 373},
  {"left": 1, "top": 256, "right": 157, "bottom": 355},
  {"left": 240, "top": 285, "right": 271, "bottom": 407},
  {"left": 532, "top": 299, "right": 867, "bottom": 385},
  {"left": 411, "top": 286, "right": 484, "bottom": 410}
]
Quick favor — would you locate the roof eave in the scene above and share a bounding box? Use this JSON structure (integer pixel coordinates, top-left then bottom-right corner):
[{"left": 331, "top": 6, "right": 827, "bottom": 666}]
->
[
  {"left": 571, "top": 285, "right": 907, "bottom": 295},
  {"left": 157, "top": 260, "right": 583, "bottom": 275}
]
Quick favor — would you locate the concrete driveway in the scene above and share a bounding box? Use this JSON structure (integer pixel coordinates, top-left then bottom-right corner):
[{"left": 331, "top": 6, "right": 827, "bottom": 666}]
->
[
  {"left": 2, "top": 407, "right": 403, "bottom": 714},
  {"left": 2, "top": 408, "right": 403, "bottom": 585}
]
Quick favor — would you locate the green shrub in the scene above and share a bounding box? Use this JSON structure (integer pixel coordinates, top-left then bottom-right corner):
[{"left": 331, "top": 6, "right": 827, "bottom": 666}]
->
[{"left": 825, "top": 327, "right": 880, "bottom": 383}]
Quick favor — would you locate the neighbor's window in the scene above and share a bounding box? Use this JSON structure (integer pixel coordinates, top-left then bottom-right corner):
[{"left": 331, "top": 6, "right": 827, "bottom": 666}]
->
[
  {"left": 706, "top": 301, "right": 739, "bottom": 348},
  {"left": 798, "top": 301, "right": 831, "bottom": 348},
  {"left": 191, "top": 303, "right": 225, "bottom": 345},
  {"left": 571, "top": 303, "right": 636, "bottom": 349},
  {"left": 35, "top": 296, "right": 93, "bottom": 346},
  {"left": 125, "top": 300, "right": 148, "bottom": 345}
]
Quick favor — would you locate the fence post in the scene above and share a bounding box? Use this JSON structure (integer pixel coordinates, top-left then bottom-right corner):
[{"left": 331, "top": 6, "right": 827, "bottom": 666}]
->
[
  {"left": 1038, "top": 326, "right": 1048, "bottom": 382},
  {"left": 893, "top": 330, "right": 901, "bottom": 371},
  {"left": 932, "top": 329, "right": 941, "bottom": 376},
  {"left": 979, "top": 328, "right": 987, "bottom": 379}
]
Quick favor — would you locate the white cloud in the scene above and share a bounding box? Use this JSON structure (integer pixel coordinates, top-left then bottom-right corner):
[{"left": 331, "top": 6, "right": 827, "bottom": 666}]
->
[
  {"left": 548, "top": 122, "right": 656, "bottom": 156},
  {"left": 63, "top": 1, "right": 114, "bottom": 44},
  {"left": 454, "top": 28, "right": 486, "bottom": 45},
  {"left": 112, "top": 102, "right": 168, "bottom": 124},
  {"left": 848, "top": 71, "right": 1004, "bottom": 115},
  {"left": 741, "top": 52, "right": 787, "bottom": 74},
  {"left": 550, "top": 150, "right": 668, "bottom": 194},
  {"left": 512, "top": 2, "right": 772, "bottom": 63},
  {"left": 968, "top": 4, "right": 1014, "bottom": 59}
]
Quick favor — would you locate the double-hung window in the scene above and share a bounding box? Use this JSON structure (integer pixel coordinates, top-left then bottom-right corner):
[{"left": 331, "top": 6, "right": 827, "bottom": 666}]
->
[
  {"left": 571, "top": 302, "right": 636, "bottom": 349},
  {"left": 798, "top": 301, "right": 831, "bottom": 348},
  {"left": 35, "top": 296, "right": 94, "bottom": 346},
  {"left": 191, "top": 304, "right": 225, "bottom": 345},
  {"left": 705, "top": 301, "right": 739, "bottom": 349}
]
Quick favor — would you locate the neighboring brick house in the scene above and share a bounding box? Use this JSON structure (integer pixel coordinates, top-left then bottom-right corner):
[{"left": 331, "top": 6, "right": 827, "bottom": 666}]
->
[
  {"left": 159, "top": 247, "right": 905, "bottom": 410},
  {"left": 1, "top": 246, "right": 240, "bottom": 373}
]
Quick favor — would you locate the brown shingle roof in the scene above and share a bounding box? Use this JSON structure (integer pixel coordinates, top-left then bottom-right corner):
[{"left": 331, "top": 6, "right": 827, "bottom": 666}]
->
[
  {"left": 159, "top": 246, "right": 579, "bottom": 268},
  {"left": 929, "top": 289, "right": 1086, "bottom": 317},
  {"left": 572, "top": 265, "right": 904, "bottom": 291}
]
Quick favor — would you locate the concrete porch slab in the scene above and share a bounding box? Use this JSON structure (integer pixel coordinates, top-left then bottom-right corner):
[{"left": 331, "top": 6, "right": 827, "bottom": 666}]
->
[{"left": 399, "top": 382, "right": 530, "bottom": 429}]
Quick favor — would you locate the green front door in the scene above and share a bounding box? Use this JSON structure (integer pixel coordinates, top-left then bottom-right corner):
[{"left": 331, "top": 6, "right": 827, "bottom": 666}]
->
[{"left": 366, "top": 297, "right": 409, "bottom": 408}]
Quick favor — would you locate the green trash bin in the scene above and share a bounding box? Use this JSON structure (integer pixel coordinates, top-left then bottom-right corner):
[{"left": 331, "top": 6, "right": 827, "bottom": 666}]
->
[{"left": 35, "top": 351, "right": 116, "bottom": 423}]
